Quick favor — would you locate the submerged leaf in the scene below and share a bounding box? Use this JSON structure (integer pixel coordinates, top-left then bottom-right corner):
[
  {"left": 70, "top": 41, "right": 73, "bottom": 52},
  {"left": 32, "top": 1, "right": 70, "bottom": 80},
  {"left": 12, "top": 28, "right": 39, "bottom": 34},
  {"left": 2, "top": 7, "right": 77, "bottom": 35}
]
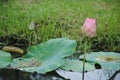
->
[
  {"left": 60, "top": 59, "right": 95, "bottom": 72},
  {"left": 79, "top": 52, "right": 120, "bottom": 70},
  {"left": 0, "top": 50, "right": 12, "bottom": 68},
  {"left": 11, "top": 38, "right": 77, "bottom": 73}
]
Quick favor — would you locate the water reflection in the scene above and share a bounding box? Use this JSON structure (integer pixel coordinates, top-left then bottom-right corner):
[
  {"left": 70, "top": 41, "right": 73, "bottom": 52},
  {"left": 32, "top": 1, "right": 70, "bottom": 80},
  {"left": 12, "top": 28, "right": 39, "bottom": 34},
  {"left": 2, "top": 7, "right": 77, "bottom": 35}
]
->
[{"left": 56, "top": 69, "right": 120, "bottom": 80}]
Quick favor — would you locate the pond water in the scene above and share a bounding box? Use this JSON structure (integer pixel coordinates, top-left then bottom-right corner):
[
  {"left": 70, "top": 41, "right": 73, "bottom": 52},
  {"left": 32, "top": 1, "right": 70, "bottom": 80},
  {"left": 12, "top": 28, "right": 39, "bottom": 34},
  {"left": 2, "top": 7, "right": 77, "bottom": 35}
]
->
[{"left": 0, "top": 69, "right": 120, "bottom": 80}]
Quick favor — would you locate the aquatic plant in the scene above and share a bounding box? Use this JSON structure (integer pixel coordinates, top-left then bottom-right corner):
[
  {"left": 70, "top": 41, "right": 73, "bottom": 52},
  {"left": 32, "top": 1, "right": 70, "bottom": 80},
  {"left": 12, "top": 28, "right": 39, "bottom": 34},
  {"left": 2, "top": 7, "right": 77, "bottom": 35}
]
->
[
  {"left": 0, "top": 51, "right": 12, "bottom": 68},
  {"left": 10, "top": 38, "right": 77, "bottom": 74},
  {"left": 79, "top": 52, "right": 120, "bottom": 70}
]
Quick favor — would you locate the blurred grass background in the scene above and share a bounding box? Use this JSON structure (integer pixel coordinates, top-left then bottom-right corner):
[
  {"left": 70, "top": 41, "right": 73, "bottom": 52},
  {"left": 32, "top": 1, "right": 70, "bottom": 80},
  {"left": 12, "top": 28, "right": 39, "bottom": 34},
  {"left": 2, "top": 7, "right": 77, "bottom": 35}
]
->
[{"left": 0, "top": 0, "right": 120, "bottom": 52}]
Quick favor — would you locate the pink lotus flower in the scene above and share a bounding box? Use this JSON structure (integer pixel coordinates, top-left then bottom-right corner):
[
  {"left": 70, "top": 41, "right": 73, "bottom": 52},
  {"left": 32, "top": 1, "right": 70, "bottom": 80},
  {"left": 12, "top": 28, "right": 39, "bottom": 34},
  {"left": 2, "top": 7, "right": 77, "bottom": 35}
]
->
[{"left": 81, "top": 18, "right": 96, "bottom": 38}]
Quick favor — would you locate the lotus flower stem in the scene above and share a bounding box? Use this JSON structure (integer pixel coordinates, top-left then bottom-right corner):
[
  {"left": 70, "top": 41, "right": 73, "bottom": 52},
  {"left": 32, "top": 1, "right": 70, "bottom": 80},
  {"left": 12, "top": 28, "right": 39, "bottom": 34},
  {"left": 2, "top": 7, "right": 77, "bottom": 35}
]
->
[
  {"left": 109, "top": 70, "right": 120, "bottom": 80},
  {"left": 82, "top": 41, "right": 87, "bottom": 80}
]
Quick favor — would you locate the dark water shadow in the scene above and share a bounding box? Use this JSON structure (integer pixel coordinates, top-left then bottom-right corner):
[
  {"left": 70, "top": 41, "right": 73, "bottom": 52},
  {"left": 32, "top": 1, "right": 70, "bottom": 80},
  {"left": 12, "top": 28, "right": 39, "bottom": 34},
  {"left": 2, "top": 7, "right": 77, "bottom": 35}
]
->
[
  {"left": 0, "top": 68, "right": 120, "bottom": 80},
  {"left": 0, "top": 68, "right": 67, "bottom": 80}
]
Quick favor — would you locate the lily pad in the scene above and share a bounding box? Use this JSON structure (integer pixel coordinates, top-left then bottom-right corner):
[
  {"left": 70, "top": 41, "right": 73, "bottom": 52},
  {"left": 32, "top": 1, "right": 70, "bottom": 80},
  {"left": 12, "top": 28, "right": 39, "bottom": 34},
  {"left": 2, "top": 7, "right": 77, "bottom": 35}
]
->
[
  {"left": 79, "top": 52, "right": 120, "bottom": 70},
  {"left": 0, "top": 50, "right": 12, "bottom": 68},
  {"left": 60, "top": 59, "right": 95, "bottom": 72},
  {"left": 11, "top": 38, "right": 77, "bottom": 74}
]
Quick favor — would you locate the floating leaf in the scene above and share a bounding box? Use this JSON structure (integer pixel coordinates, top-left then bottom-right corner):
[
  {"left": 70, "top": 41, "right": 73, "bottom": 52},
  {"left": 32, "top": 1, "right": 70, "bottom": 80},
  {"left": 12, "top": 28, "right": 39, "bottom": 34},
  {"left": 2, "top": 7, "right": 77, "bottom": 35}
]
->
[
  {"left": 60, "top": 59, "right": 95, "bottom": 72},
  {"left": 0, "top": 50, "right": 12, "bottom": 68},
  {"left": 11, "top": 38, "right": 77, "bottom": 74},
  {"left": 79, "top": 52, "right": 120, "bottom": 70}
]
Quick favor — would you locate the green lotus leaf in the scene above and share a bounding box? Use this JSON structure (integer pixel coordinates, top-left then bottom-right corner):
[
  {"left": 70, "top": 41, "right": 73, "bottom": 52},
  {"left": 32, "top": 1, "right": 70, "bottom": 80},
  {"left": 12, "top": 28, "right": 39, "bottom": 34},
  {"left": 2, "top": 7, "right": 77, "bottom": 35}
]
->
[
  {"left": 11, "top": 38, "right": 77, "bottom": 74},
  {"left": 79, "top": 52, "right": 120, "bottom": 70},
  {"left": 0, "top": 50, "right": 12, "bottom": 68},
  {"left": 60, "top": 59, "right": 95, "bottom": 72}
]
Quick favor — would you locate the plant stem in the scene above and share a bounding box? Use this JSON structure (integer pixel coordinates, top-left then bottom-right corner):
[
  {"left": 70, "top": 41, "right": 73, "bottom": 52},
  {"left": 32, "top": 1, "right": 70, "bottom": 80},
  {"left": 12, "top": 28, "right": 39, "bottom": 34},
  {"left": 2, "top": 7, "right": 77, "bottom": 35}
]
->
[
  {"left": 82, "top": 41, "right": 87, "bottom": 80},
  {"left": 109, "top": 70, "right": 120, "bottom": 80}
]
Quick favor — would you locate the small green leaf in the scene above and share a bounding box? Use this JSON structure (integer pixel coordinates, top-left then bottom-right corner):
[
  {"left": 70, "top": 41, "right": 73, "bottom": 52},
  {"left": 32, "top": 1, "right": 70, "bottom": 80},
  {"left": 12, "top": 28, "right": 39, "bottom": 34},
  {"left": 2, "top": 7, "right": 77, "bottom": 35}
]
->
[
  {"left": 0, "top": 50, "right": 12, "bottom": 68},
  {"left": 60, "top": 59, "right": 95, "bottom": 72},
  {"left": 79, "top": 52, "right": 120, "bottom": 70},
  {"left": 11, "top": 38, "right": 77, "bottom": 73}
]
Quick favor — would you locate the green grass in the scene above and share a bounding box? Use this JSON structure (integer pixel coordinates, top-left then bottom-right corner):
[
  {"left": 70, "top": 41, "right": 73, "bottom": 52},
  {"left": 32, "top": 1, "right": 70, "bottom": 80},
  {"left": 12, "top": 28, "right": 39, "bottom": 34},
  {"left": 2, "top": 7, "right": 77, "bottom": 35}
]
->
[{"left": 0, "top": 0, "right": 120, "bottom": 52}]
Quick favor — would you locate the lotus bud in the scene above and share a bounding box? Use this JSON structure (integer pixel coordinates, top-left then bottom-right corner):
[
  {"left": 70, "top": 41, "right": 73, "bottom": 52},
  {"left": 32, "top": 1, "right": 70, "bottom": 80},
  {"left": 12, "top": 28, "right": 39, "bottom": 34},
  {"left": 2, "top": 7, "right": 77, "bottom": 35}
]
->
[{"left": 81, "top": 18, "right": 96, "bottom": 38}]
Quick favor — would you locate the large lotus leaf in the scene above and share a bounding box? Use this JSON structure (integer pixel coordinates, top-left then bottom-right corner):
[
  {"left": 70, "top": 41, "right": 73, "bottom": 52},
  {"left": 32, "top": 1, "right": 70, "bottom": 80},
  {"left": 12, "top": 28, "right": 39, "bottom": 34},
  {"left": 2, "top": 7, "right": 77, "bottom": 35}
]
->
[
  {"left": 0, "top": 50, "right": 12, "bottom": 68},
  {"left": 79, "top": 52, "right": 120, "bottom": 70},
  {"left": 60, "top": 59, "right": 95, "bottom": 72},
  {"left": 11, "top": 38, "right": 77, "bottom": 74}
]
